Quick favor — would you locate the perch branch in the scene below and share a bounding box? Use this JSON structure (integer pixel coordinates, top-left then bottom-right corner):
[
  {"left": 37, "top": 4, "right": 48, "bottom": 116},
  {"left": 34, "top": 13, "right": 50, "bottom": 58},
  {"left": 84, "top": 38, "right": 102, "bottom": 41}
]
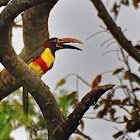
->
[
  {"left": 0, "top": 0, "right": 63, "bottom": 139},
  {"left": 0, "top": 0, "right": 58, "bottom": 101},
  {"left": 53, "top": 85, "right": 115, "bottom": 140}
]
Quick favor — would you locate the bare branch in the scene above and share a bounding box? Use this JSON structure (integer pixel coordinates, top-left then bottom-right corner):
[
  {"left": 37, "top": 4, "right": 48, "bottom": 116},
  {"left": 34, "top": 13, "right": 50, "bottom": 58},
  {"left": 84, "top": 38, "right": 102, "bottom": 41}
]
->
[
  {"left": 0, "top": 0, "right": 58, "bottom": 101},
  {"left": 0, "top": 68, "right": 21, "bottom": 101},
  {"left": 75, "top": 129, "right": 92, "bottom": 140},
  {"left": 54, "top": 85, "right": 115, "bottom": 140},
  {"left": 90, "top": 0, "right": 140, "bottom": 63},
  {"left": 0, "top": 0, "right": 64, "bottom": 139},
  {"left": 0, "top": 0, "right": 10, "bottom": 7}
]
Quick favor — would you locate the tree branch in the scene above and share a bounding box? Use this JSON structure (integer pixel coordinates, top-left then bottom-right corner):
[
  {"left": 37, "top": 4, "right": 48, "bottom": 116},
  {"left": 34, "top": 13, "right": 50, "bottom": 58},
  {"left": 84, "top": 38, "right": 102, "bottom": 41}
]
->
[
  {"left": 22, "top": 2, "right": 55, "bottom": 57},
  {"left": 0, "top": 0, "right": 58, "bottom": 101},
  {"left": 0, "top": 0, "right": 64, "bottom": 139},
  {"left": 54, "top": 85, "right": 115, "bottom": 140},
  {"left": 90, "top": 0, "right": 140, "bottom": 64},
  {"left": 0, "top": 68, "right": 21, "bottom": 101},
  {"left": 0, "top": 0, "right": 10, "bottom": 7},
  {"left": 75, "top": 129, "right": 92, "bottom": 140}
]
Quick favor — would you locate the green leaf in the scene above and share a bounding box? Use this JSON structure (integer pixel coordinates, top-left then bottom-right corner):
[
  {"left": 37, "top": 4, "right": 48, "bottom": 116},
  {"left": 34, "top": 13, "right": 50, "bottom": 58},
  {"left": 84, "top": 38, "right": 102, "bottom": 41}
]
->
[
  {"left": 67, "top": 91, "right": 78, "bottom": 106},
  {"left": 0, "top": 120, "right": 12, "bottom": 140},
  {"left": 28, "top": 99, "right": 36, "bottom": 116},
  {"left": 9, "top": 110, "right": 22, "bottom": 121},
  {"left": 26, "top": 116, "right": 33, "bottom": 129},
  {"left": 11, "top": 99, "right": 22, "bottom": 112},
  {"left": 123, "top": 71, "right": 140, "bottom": 85},
  {"left": 58, "top": 95, "right": 69, "bottom": 118},
  {"left": 37, "top": 116, "right": 46, "bottom": 129},
  {"left": 0, "top": 113, "right": 6, "bottom": 129},
  {"left": 1, "top": 101, "right": 12, "bottom": 112}
]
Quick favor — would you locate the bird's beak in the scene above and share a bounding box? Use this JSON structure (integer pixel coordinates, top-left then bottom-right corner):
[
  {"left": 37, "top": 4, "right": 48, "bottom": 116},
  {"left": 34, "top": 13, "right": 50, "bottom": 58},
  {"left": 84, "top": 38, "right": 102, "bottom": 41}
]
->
[
  {"left": 57, "top": 38, "right": 83, "bottom": 50},
  {"left": 58, "top": 38, "right": 83, "bottom": 44}
]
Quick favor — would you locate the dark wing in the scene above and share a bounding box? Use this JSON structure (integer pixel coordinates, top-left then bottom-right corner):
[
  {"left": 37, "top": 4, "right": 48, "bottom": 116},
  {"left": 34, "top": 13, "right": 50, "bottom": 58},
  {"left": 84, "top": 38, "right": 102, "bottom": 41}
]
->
[{"left": 26, "top": 47, "right": 46, "bottom": 64}]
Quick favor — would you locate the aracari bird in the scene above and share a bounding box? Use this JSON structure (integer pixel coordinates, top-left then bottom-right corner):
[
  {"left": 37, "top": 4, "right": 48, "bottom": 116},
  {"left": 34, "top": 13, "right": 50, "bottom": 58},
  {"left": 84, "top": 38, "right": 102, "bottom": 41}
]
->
[{"left": 23, "top": 37, "right": 83, "bottom": 116}]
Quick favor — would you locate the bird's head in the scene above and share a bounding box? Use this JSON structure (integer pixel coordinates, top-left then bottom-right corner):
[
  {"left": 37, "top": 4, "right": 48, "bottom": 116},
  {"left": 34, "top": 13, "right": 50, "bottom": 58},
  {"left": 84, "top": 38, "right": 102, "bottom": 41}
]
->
[{"left": 41, "top": 38, "right": 83, "bottom": 53}]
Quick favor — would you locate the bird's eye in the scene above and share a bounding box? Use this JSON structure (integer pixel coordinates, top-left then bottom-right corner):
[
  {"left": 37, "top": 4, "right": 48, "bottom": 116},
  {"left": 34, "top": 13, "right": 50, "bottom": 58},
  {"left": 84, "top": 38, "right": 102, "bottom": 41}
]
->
[
  {"left": 52, "top": 38, "right": 58, "bottom": 42},
  {"left": 50, "top": 38, "right": 58, "bottom": 43}
]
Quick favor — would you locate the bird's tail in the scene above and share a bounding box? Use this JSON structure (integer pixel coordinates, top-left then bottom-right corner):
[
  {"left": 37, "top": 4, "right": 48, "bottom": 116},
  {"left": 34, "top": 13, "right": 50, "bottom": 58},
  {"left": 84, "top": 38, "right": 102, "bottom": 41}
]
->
[{"left": 23, "top": 87, "right": 28, "bottom": 117}]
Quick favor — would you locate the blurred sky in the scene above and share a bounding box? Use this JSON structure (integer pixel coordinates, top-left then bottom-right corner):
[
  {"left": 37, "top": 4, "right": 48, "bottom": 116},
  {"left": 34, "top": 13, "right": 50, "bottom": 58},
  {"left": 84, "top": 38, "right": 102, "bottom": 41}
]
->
[{"left": 0, "top": 0, "right": 140, "bottom": 139}]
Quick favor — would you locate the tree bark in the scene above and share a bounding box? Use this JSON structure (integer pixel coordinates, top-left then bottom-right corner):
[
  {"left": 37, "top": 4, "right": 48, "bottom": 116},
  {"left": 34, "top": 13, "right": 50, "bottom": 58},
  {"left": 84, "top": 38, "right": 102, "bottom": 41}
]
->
[
  {"left": 0, "top": 0, "right": 10, "bottom": 6},
  {"left": 0, "top": 1, "right": 117, "bottom": 139},
  {"left": 0, "top": 0, "right": 64, "bottom": 138},
  {"left": 52, "top": 85, "right": 114, "bottom": 140},
  {"left": 0, "top": 0, "right": 58, "bottom": 101}
]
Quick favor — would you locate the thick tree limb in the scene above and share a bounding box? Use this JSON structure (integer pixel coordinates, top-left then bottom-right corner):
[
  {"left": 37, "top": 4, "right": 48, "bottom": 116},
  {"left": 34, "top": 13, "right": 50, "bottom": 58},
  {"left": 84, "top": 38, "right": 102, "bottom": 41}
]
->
[
  {"left": 0, "top": 0, "right": 58, "bottom": 101},
  {"left": 90, "top": 0, "right": 140, "bottom": 64},
  {"left": 0, "top": 49, "right": 64, "bottom": 138},
  {"left": 53, "top": 85, "right": 115, "bottom": 140},
  {"left": 0, "top": 0, "right": 115, "bottom": 139},
  {"left": 22, "top": 2, "right": 54, "bottom": 57},
  {"left": 0, "top": 0, "right": 10, "bottom": 7},
  {"left": 0, "top": 0, "right": 64, "bottom": 139},
  {"left": 0, "top": 0, "right": 58, "bottom": 52},
  {"left": 0, "top": 68, "right": 21, "bottom": 100}
]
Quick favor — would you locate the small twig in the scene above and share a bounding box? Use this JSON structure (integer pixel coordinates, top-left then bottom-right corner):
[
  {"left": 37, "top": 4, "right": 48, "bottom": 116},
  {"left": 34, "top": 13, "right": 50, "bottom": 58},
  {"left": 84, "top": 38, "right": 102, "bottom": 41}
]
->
[
  {"left": 120, "top": 47, "right": 137, "bottom": 99},
  {"left": 76, "top": 76, "right": 79, "bottom": 92},
  {"left": 105, "top": 41, "right": 116, "bottom": 48},
  {"left": 13, "top": 24, "right": 23, "bottom": 28},
  {"left": 116, "top": 74, "right": 129, "bottom": 97},
  {"left": 101, "top": 37, "right": 114, "bottom": 47},
  {"left": 119, "top": 105, "right": 131, "bottom": 115},
  {"left": 120, "top": 47, "right": 130, "bottom": 70},
  {"left": 117, "top": 47, "right": 126, "bottom": 64},
  {"left": 75, "top": 129, "right": 92, "bottom": 140},
  {"left": 106, "top": 0, "right": 110, "bottom": 6},
  {"left": 66, "top": 73, "right": 91, "bottom": 88},
  {"left": 83, "top": 116, "right": 125, "bottom": 124},
  {"left": 87, "top": 30, "right": 109, "bottom": 40},
  {"left": 102, "top": 49, "right": 120, "bottom": 55},
  {"left": 14, "top": 18, "right": 22, "bottom": 24}
]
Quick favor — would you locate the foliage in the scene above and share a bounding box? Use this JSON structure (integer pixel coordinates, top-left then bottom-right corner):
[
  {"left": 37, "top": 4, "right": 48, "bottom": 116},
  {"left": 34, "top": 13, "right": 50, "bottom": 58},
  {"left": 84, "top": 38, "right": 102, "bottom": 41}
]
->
[
  {"left": 58, "top": 91, "right": 78, "bottom": 119},
  {"left": 0, "top": 87, "right": 88, "bottom": 139},
  {"left": 92, "top": 46, "right": 140, "bottom": 139},
  {"left": 0, "top": 89, "right": 48, "bottom": 140}
]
